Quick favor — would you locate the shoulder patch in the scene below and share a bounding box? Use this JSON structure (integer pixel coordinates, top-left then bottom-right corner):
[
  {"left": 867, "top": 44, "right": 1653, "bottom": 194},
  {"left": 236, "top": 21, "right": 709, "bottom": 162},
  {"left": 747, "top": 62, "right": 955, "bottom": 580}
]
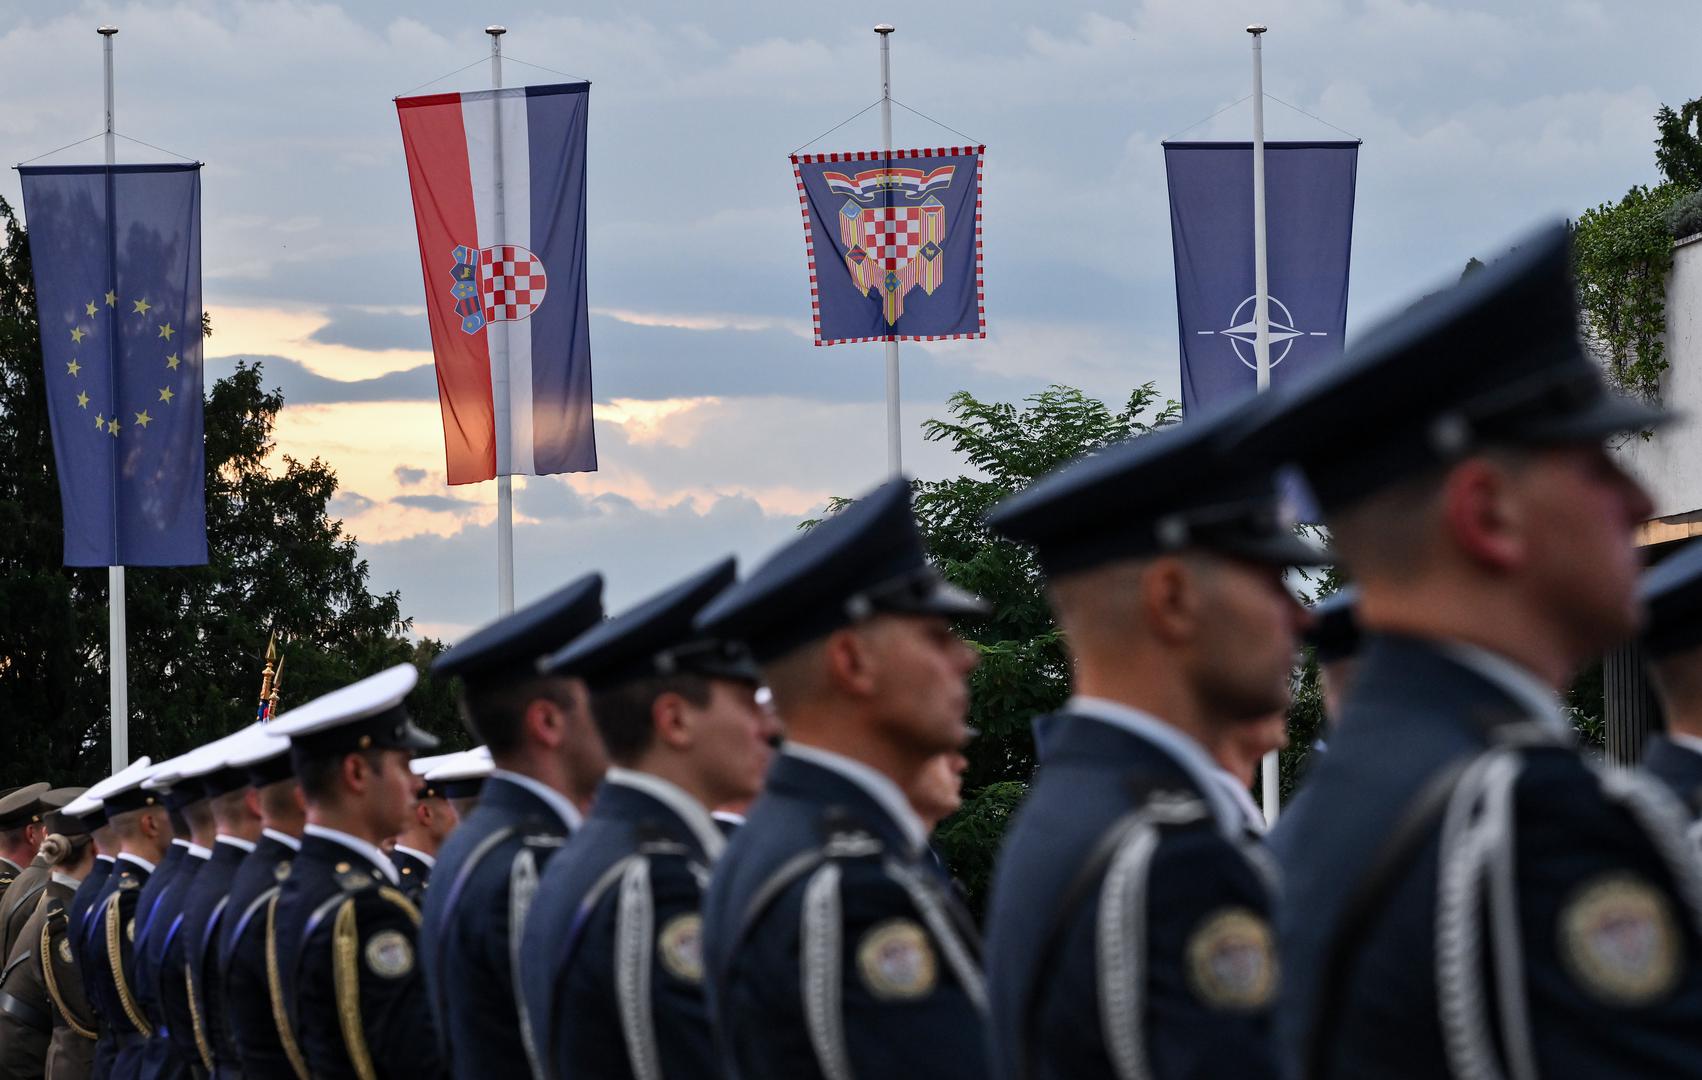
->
[
  {"left": 364, "top": 928, "right": 414, "bottom": 979},
  {"left": 117, "top": 873, "right": 141, "bottom": 891},
  {"left": 1185, "top": 907, "right": 1277, "bottom": 1011},
  {"left": 657, "top": 913, "right": 704, "bottom": 983},
  {"left": 856, "top": 918, "right": 936, "bottom": 1000},
  {"left": 273, "top": 860, "right": 292, "bottom": 882},
  {"left": 1559, "top": 872, "right": 1682, "bottom": 1007},
  {"left": 57, "top": 935, "right": 72, "bottom": 965}
]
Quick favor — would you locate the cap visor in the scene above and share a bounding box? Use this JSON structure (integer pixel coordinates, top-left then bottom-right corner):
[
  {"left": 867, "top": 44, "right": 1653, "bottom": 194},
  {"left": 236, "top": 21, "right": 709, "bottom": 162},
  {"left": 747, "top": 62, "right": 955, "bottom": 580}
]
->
[
  {"left": 1215, "top": 532, "right": 1328, "bottom": 568},
  {"left": 399, "top": 725, "right": 441, "bottom": 753},
  {"left": 917, "top": 580, "right": 992, "bottom": 619},
  {"left": 1522, "top": 395, "right": 1672, "bottom": 444}
]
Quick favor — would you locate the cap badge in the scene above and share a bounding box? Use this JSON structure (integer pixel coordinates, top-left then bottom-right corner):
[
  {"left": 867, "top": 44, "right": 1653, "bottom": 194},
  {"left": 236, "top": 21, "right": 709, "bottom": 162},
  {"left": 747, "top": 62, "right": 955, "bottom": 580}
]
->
[
  {"left": 1185, "top": 907, "right": 1277, "bottom": 1010},
  {"left": 856, "top": 918, "right": 937, "bottom": 1000},
  {"left": 1559, "top": 872, "right": 1681, "bottom": 1006}
]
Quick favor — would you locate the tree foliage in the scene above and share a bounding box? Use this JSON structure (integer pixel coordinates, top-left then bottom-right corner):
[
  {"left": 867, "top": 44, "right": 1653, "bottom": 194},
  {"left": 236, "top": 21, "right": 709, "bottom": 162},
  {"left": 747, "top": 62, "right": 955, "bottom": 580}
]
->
[
  {"left": 1573, "top": 182, "right": 1685, "bottom": 406},
  {"left": 1655, "top": 97, "right": 1702, "bottom": 190},
  {"left": 0, "top": 199, "right": 465, "bottom": 786}
]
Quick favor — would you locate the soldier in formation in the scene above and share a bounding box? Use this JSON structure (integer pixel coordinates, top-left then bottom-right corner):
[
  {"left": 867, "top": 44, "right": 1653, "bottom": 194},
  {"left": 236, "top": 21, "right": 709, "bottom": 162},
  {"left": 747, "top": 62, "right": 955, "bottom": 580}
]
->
[{"left": 17, "top": 215, "right": 1702, "bottom": 1080}]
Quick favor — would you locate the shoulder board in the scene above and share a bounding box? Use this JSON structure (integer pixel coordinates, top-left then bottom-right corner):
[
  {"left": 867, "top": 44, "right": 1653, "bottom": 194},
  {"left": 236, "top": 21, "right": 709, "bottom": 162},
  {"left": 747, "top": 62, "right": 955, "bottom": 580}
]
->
[
  {"left": 816, "top": 810, "right": 884, "bottom": 859},
  {"left": 1133, "top": 788, "right": 1212, "bottom": 826},
  {"left": 520, "top": 832, "right": 565, "bottom": 850},
  {"left": 117, "top": 872, "right": 142, "bottom": 890},
  {"left": 333, "top": 862, "right": 381, "bottom": 894}
]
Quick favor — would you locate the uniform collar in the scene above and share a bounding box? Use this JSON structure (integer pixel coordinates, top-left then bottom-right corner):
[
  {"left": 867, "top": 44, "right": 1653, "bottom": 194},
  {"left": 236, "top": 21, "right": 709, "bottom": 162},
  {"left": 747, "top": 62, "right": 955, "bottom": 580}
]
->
[
  {"left": 1066, "top": 695, "right": 1243, "bottom": 836},
  {"left": 262, "top": 827, "right": 302, "bottom": 852},
  {"left": 215, "top": 835, "right": 257, "bottom": 854},
  {"left": 488, "top": 769, "right": 583, "bottom": 832},
  {"left": 96, "top": 854, "right": 115, "bottom": 864},
  {"left": 303, "top": 824, "right": 399, "bottom": 885},
  {"left": 1436, "top": 641, "right": 1569, "bottom": 736},
  {"left": 0, "top": 857, "right": 19, "bottom": 874},
  {"left": 603, "top": 768, "right": 725, "bottom": 861},
  {"left": 1670, "top": 732, "right": 1702, "bottom": 759},
  {"left": 117, "top": 852, "right": 155, "bottom": 873},
  {"left": 170, "top": 837, "right": 193, "bottom": 851},
  {"left": 50, "top": 870, "right": 81, "bottom": 889},
  {"left": 781, "top": 743, "right": 928, "bottom": 855},
  {"left": 1211, "top": 766, "right": 1267, "bottom": 835},
  {"left": 391, "top": 843, "right": 436, "bottom": 869},
  {"left": 186, "top": 843, "right": 213, "bottom": 860}
]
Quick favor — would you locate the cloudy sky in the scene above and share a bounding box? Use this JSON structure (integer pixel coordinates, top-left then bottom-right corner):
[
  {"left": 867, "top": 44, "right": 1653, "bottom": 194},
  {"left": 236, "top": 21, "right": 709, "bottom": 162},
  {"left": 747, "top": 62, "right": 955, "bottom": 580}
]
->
[{"left": 0, "top": 1, "right": 1689, "bottom": 639}]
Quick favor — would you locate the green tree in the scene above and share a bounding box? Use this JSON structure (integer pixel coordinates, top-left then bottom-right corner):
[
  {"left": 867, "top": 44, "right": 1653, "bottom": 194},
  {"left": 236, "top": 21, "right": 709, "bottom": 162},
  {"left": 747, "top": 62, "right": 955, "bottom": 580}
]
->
[
  {"left": 1655, "top": 97, "right": 1702, "bottom": 190},
  {"left": 0, "top": 199, "right": 464, "bottom": 786}
]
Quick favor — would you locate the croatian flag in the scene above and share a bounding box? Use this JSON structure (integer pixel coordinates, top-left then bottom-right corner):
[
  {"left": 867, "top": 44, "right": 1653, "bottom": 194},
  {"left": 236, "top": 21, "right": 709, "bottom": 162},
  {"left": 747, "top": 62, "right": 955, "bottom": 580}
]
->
[{"left": 397, "top": 82, "right": 596, "bottom": 484}]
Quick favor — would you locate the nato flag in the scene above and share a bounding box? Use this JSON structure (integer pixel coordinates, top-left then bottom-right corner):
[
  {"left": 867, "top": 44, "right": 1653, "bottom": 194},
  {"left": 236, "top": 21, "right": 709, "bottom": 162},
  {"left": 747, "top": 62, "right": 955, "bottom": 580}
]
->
[
  {"left": 1163, "top": 141, "right": 1358, "bottom": 416},
  {"left": 19, "top": 163, "right": 206, "bottom": 566}
]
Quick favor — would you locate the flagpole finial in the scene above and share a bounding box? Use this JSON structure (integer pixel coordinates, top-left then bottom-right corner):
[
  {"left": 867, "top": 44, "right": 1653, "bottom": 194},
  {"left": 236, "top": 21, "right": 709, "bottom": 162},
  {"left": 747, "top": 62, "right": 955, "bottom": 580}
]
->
[
  {"left": 97, "top": 25, "right": 118, "bottom": 36},
  {"left": 486, "top": 25, "right": 507, "bottom": 37},
  {"left": 1246, "top": 23, "right": 1268, "bottom": 35},
  {"left": 874, "top": 23, "right": 895, "bottom": 35}
]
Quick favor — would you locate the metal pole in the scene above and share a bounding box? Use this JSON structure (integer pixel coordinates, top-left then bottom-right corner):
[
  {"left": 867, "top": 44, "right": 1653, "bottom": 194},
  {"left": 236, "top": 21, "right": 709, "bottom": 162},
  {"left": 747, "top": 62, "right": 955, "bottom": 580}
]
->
[
  {"left": 100, "top": 23, "right": 127, "bottom": 774},
  {"left": 1248, "top": 23, "right": 1281, "bottom": 825},
  {"left": 488, "top": 25, "right": 515, "bottom": 616},
  {"left": 875, "top": 24, "right": 902, "bottom": 476}
]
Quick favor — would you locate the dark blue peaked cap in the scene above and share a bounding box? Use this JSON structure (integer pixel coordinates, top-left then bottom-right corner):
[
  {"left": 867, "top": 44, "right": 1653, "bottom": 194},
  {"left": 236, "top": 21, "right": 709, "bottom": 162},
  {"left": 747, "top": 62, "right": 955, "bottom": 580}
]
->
[
  {"left": 1234, "top": 221, "right": 1667, "bottom": 513},
  {"left": 1640, "top": 540, "right": 1702, "bottom": 658},
  {"left": 1304, "top": 587, "right": 1361, "bottom": 664},
  {"left": 432, "top": 572, "right": 604, "bottom": 688},
  {"left": 988, "top": 396, "right": 1321, "bottom": 576},
  {"left": 544, "top": 557, "right": 762, "bottom": 691},
  {"left": 694, "top": 477, "right": 988, "bottom": 663}
]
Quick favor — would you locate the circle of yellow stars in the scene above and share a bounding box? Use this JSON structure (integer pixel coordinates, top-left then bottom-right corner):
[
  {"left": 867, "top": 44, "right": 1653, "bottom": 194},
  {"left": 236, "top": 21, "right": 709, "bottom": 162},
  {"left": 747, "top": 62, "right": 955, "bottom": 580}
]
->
[{"left": 64, "top": 293, "right": 180, "bottom": 437}]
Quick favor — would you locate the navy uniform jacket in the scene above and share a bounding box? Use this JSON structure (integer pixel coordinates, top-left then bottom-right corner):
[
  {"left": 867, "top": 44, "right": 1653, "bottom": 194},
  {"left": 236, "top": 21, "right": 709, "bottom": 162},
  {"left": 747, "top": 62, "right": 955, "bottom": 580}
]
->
[
  {"left": 1277, "top": 634, "right": 1702, "bottom": 1078},
  {"left": 702, "top": 751, "right": 989, "bottom": 1080},
  {"left": 983, "top": 709, "right": 1280, "bottom": 1080},
  {"left": 174, "top": 839, "right": 250, "bottom": 1073},
  {"left": 80, "top": 856, "right": 153, "bottom": 1077},
  {"left": 68, "top": 857, "right": 113, "bottom": 1077},
  {"left": 139, "top": 848, "right": 209, "bottom": 1079},
  {"left": 269, "top": 830, "right": 446, "bottom": 1080},
  {"left": 219, "top": 832, "right": 300, "bottom": 1078},
  {"left": 389, "top": 846, "right": 433, "bottom": 905},
  {"left": 1642, "top": 734, "right": 1702, "bottom": 819},
  {"left": 126, "top": 841, "right": 188, "bottom": 1077},
  {"left": 420, "top": 775, "right": 573, "bottom": 1079},
  {"left": 519, "top": 773, "right": 722, "bottom": 1080}
]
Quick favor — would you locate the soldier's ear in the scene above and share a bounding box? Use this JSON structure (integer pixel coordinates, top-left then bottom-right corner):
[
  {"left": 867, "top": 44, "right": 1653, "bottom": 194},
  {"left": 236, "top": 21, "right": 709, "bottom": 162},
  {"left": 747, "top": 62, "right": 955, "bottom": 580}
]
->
[
  {"left": 1141, "top": 555, "right": 1203, "bottom": 645},
  {"left": 1441, "top": 457, "right": 1523, "bottom": 573}
]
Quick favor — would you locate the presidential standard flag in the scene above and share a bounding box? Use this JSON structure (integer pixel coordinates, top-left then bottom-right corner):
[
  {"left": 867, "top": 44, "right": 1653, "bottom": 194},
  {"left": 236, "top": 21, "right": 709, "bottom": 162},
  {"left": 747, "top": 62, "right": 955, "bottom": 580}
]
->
[
  {"left": 791, "top": 147, "right": 986, "bottom": 346},
  {"left": 1163, "top": 141, "right": 1358, "bottom": 414},
  {"left": 19, "top": 163, "right": 206, "bottom": 566},
  {"left": 397, "top": 82, "right": 596, "bottom": 485}
]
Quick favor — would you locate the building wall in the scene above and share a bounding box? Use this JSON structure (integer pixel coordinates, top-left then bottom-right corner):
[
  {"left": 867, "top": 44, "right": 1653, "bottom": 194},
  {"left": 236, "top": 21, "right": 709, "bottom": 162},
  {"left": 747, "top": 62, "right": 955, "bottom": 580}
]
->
[{"left": 1619, "top": 234, "right": 1702, "bottom": 535}]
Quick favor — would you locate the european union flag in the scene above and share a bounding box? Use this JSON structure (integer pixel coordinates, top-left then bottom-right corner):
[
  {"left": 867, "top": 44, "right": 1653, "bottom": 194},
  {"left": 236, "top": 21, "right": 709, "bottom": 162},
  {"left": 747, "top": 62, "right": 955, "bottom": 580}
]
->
[{"left": 19, "top": 164, "right": 206, "bottom": 567}]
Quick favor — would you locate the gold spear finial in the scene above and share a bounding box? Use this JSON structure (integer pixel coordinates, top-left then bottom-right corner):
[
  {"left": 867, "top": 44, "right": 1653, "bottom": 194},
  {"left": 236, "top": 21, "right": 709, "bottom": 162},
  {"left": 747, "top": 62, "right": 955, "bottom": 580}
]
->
[
  {"left": 267, "top": 653, "right": 286, "bottom": 718},
  {"left": 257, "top": 631, "right": 278, "bottom": 712}
]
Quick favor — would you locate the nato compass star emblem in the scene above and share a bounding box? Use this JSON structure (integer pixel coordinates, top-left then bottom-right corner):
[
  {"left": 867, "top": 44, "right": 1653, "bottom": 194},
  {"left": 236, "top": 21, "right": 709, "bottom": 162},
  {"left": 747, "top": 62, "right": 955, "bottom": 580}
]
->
[{"left": 1197, "top": 295, "right": 1329, "bottom": 371}]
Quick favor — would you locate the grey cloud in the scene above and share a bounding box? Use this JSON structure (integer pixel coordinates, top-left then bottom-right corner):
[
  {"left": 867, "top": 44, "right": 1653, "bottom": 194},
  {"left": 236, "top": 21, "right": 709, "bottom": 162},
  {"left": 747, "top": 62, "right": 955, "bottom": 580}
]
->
[
  {"left": 392, "top": 493, "right": 480, "bottom": 513},
  {"left": 393, "top": 466, "right": 429, "bottom": 486},
  {"left": 204, "top": 354, "right": 437, "bottom": 405},
  {"left": 310, "top": 309, "right": 432, "bottom": 352},
  {"left": 329, "top": 491, "right": 375, "bottom": 516}
]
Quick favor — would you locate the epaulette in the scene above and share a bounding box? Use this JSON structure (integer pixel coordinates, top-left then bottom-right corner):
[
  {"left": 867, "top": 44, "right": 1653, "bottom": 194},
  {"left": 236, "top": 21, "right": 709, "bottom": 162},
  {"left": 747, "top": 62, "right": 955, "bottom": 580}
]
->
[
  {"left": 116, "top": 872, "right": 142, "bottom": 891},
  {"left": 818, "top": 809, "right": 883, "bottom": 860},
  {"left": 333, "top": 861, "right": 381, "bottom": 894},
  {"left": 520, "top": 831, "right": 566, "bottom": 851}
]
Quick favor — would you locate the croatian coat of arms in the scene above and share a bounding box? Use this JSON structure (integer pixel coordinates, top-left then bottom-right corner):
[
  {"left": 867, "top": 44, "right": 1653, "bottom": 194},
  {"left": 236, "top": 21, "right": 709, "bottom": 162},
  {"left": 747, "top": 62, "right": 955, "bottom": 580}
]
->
[
  {"left": 824, "top": 164, "right": 955, "bottom": 326},
  {"left": 449, "top": 244, "right": 549, "bottom": 335}
]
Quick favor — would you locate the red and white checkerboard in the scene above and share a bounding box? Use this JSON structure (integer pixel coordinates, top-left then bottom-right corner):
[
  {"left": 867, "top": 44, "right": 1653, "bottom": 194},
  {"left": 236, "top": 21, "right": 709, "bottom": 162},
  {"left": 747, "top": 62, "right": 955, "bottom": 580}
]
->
[
  {"left": 479, "top": 244, "right": 549, "bottom": 323},
  {"left": 859, "top": 207, "right": 924, "bottom": 271}
]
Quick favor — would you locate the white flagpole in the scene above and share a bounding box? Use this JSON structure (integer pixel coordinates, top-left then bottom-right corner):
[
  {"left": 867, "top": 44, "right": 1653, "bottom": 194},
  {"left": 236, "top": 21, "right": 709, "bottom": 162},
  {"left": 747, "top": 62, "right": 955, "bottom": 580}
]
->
[
  {"left": 100, "top": 23, "right": 128, "bottom": 774},
  {"left": 1248, "top": 23, "right": 1281, "bottom": 826},
  {"left": 875, "top": 24, "right": 902, "bottom": 476},
  {"left": 488, "top": 24, "right": 515, "bottom": 616}
]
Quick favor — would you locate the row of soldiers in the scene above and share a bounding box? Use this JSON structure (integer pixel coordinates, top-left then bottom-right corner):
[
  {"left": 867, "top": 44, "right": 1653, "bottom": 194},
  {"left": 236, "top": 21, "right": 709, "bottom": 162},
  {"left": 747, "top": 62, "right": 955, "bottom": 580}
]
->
[{"left": 7, "top": 217, "right": 1702, "bottom": 1079}]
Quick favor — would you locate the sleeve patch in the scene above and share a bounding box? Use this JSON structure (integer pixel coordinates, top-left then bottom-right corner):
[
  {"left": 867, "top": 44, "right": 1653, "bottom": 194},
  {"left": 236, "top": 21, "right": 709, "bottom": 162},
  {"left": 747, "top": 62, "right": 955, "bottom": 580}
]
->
[
  {"left": 1559, "top": 872, "right": 1681, "bottom": 1007},
  {"left": 1184, "top": 907, "right": 1277, "bottom": 1010},
  {"left": 364, "top": 928, "right": 415, "bottom": 979},
  {"left": 658, "top": 913, "right": 704, "bottom": 983},
  {"left": 856, "top": 918, "right": 937, "bottom": 1000}
]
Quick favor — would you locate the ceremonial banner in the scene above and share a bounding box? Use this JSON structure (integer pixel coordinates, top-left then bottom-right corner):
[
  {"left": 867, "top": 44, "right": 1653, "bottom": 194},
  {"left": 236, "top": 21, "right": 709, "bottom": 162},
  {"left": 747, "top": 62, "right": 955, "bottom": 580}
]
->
[
  {"left": 791, "top": 146, "right": 985, "bottom": 346},
  {"left": 19, "top": 163, "right": 206, "bottom": 566},
  {"left": 397, "top": 82, "right": 596, "bottom": 484},
  {"left": 1163, "top": 141, "right": 1358, "bottom": 415}
]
